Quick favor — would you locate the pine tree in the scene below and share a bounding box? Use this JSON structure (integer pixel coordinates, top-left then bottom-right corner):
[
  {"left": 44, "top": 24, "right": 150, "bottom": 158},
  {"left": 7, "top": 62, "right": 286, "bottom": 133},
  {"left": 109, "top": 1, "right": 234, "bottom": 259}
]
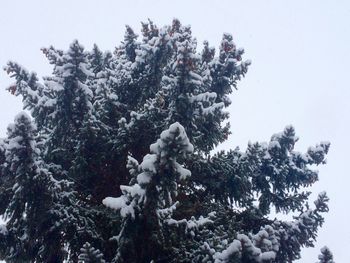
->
[
  {"left": 317, "top": 246, "right": 335, "bottom": 263},
  {"left": 0, "top": 112, "right": 65, "bottom": 262},
  {"left": 1, "top": 19, "right": 332, "bottom": 262}
]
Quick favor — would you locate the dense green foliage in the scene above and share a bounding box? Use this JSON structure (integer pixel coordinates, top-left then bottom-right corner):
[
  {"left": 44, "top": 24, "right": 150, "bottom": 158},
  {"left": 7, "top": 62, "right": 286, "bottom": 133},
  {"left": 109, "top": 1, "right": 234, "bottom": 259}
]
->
[{"left": 0, "top": 19, "right": 330, "bottom": 262}]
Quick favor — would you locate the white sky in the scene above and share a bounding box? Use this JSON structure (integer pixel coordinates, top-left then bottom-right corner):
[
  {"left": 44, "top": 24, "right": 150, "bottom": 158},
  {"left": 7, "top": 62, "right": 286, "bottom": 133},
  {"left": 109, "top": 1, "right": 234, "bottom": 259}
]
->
[{"left": 0, "top": 0, "right": 349, "bottom": 262}]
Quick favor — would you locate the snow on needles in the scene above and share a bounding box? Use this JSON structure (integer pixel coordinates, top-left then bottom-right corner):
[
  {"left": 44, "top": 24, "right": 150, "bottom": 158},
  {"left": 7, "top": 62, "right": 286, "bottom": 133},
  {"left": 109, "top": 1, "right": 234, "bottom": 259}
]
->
[{"left": 103, "top": 122, "right": 193, "bottom": 218}]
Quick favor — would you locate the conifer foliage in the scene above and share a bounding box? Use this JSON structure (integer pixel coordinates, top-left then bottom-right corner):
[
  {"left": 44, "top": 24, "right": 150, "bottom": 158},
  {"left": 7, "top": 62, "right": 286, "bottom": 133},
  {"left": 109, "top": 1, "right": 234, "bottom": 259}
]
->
[
  {"left": 317, "top": 246, "right": 335, "bottom": 263},
  {"left": 0, "top": 19, "right": 331, "bottom": 262},
  {"left": 78, "top": 242, "right": 106, "bottom": 263}
]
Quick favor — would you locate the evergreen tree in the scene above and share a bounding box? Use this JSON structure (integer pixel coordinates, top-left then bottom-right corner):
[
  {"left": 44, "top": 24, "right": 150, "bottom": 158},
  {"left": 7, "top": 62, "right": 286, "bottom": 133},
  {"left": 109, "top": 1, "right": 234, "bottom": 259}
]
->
[
  {"left": 0, "top": 112, "right": 65, "bottom": 262},
  {"left": 1, "top": 19, "right": 332, "bottom": 262},
  {"left": 317, "top": 246, "right": 335, "bottom": 263}
]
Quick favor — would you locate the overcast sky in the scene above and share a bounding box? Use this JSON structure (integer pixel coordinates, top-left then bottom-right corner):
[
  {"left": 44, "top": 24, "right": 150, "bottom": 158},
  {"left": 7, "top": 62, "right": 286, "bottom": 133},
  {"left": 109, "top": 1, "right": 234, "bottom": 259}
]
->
[{"left": 0, "top": 0, "right": 349, "bottom": 261}]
